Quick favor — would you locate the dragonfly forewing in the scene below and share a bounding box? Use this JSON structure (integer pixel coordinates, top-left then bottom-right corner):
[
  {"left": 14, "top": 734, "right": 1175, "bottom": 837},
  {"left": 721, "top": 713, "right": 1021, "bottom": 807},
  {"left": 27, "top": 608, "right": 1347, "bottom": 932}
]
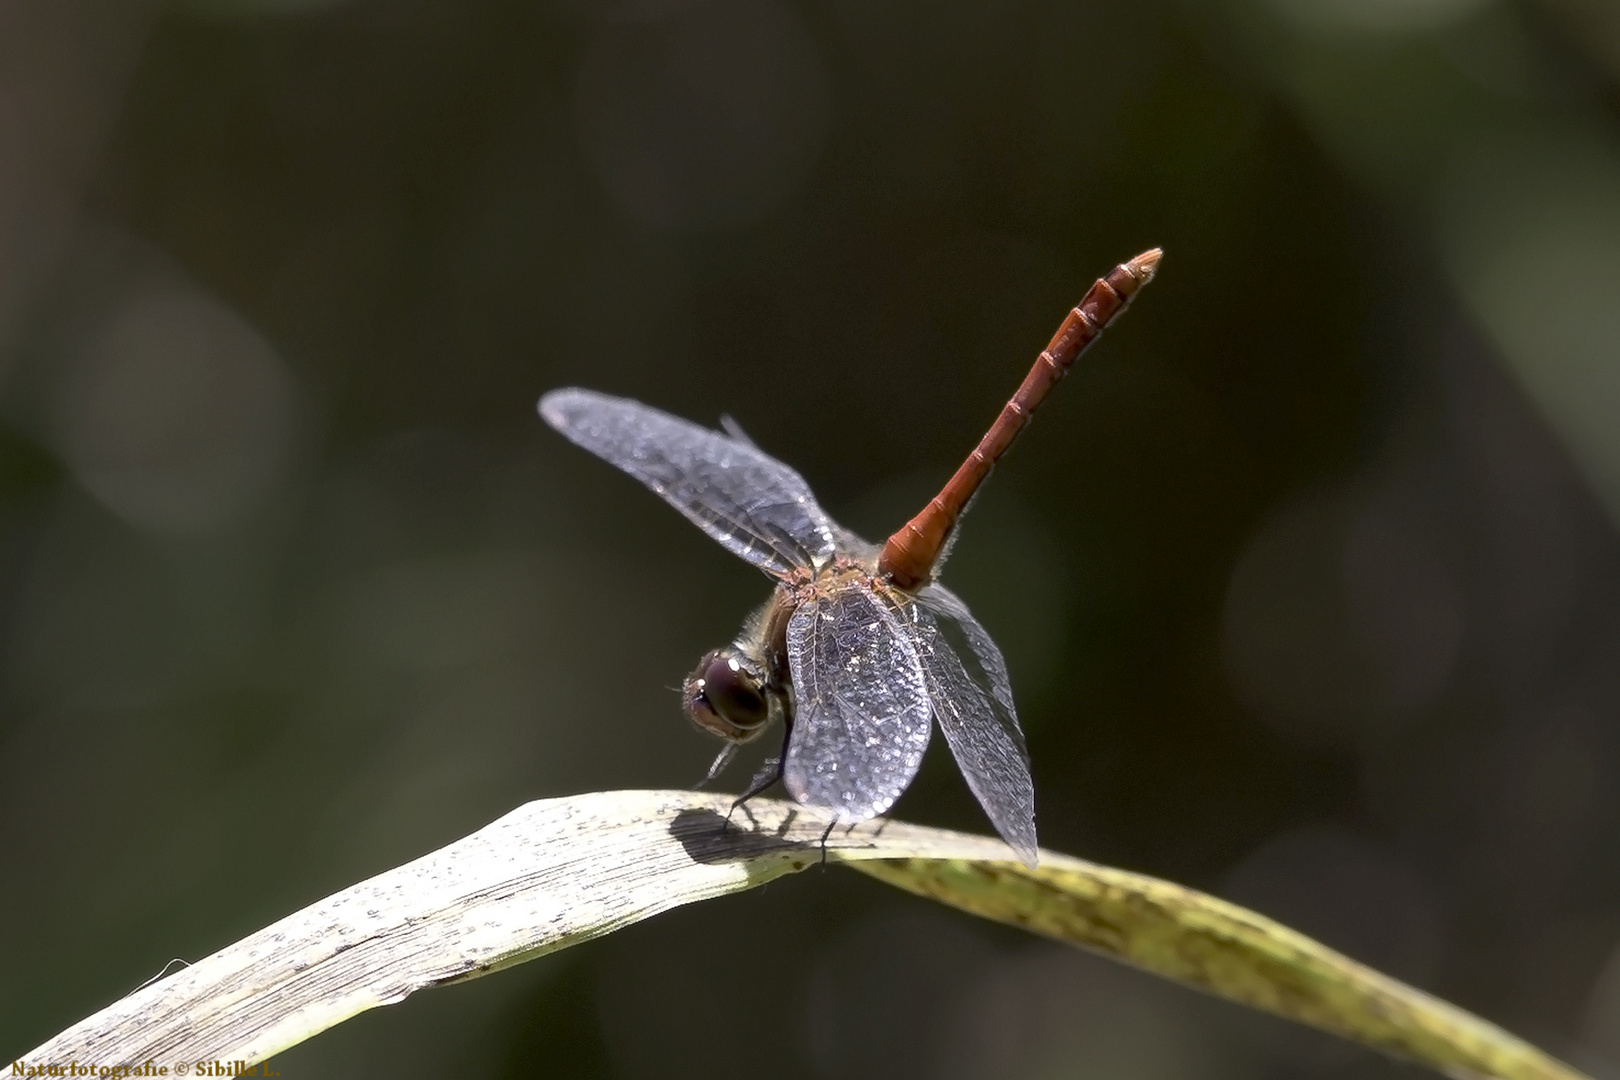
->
[
  {"left": 540, "top": 389, "right": 837, "bottom": 577},
  {"left": 908, "top": 585, "right": 1037, "bottom": 865},
  {"left": 783, "top": 586, "right": 931, "bottom": 821}
]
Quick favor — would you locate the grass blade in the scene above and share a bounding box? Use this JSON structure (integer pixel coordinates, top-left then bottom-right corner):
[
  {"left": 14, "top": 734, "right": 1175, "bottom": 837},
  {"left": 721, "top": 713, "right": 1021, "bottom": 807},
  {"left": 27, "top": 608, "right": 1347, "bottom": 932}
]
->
[{"left": 17, "top": 790, "right": 1587, "bottom": 1080}]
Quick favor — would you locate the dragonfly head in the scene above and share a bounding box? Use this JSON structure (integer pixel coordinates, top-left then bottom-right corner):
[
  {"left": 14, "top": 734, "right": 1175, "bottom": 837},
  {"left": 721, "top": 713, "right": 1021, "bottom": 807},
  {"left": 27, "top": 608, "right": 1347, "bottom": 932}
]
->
[{"left": 684, "top": 649, "right": 771, "bottom": 742}]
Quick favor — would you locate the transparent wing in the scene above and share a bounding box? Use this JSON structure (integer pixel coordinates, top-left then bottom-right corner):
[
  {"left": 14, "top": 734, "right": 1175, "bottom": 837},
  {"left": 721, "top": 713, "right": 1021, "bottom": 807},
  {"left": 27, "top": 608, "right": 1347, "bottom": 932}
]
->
[
  {"left": 905, "top": 583, "right": 1037, "bottom": 865},
  {"left": 540, "top": 388, "right": 837, "bottom": 578},
  {"left": 784, "top": 586, "right": 932, "bottom": 822}
]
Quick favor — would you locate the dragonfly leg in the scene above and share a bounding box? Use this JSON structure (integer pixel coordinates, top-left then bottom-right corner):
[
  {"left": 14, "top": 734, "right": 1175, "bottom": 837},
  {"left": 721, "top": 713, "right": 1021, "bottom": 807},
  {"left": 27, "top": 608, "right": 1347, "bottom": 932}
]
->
[
  {"left": 695, "top": 744, "right": 740, "bottom": 790},
  {"left": 817, "top": 817, "right": 837, "bottom": 868},
  {"left": 726, "top": 755, "right": 785, "bottom": 823},
  {"left": 726, "top": 723, "right": 792, "bottom": 824}
]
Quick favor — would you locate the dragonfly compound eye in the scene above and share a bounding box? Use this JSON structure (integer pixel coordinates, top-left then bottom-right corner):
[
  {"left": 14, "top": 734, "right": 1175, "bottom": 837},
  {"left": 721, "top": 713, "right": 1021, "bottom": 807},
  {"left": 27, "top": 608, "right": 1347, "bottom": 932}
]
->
[{"left": 684, "top": 650, "right": 769, "bottom": 741}]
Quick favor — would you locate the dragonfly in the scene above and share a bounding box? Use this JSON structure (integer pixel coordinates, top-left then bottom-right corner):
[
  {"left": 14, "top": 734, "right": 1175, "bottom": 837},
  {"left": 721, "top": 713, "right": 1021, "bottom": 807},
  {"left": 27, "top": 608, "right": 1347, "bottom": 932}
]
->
[{"left": 540, "top": 248, "right": 1160, "bottom": 866}]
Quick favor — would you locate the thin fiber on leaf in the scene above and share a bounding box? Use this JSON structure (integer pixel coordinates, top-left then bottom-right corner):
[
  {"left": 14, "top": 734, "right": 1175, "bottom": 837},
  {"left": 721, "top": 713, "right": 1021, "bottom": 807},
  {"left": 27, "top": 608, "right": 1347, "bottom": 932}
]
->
[{"left": 18, "top": 791, "right": 1589, "bottom": 1080}]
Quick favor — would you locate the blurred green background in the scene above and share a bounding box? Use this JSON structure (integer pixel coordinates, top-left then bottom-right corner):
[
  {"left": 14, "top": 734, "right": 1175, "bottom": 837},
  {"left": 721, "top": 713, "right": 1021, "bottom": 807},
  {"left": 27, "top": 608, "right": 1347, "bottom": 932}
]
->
[{"left": 5, "top": 0, "right": 1620, "bottom": 1076}]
